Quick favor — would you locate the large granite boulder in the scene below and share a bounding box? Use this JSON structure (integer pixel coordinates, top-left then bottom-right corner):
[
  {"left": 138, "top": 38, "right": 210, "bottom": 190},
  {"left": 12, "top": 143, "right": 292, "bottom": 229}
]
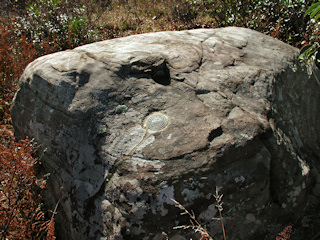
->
[{"left": 11, "top": 27, "right": 320, "bottom": 240}]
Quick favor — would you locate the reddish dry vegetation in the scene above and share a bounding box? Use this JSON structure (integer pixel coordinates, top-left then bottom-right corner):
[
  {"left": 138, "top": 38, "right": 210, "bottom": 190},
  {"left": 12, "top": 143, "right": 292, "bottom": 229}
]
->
[
  {"left": 0, "top": 22, "right": 41, "bottom": 127},
  {"left": 0, "top": 137, "right": 55, "bottom": 240},
  {"left": 0, "top": 20, "right": 54, "bottom": 240},
  {"left": 276, "top": 226, "right": 293, "bottom": 240}
]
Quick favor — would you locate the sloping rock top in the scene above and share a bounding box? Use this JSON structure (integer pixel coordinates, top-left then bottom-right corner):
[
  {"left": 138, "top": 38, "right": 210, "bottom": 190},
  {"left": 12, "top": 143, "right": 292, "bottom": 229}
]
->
[
  {"left": 15, "top": 27, "right": 294, "bottom": 159},
  {"left": 11, "top": 27, "right": 320, "bottom": 240}
]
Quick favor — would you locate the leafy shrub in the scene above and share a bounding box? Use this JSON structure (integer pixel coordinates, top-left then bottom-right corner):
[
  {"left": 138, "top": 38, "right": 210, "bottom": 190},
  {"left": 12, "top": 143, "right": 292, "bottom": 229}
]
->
[
  {"left": 0, "top": 0, "right": 29, "bottom": 16},
  {"left": 184, "top": 0, "right": 317, "bottom": 46},
  {"left": 0, "top": 21, "right": 41, "bottom": 127},
  {"left": 0, "top": 21, "right": 54, "bottom": 236},
  {"left": 15, "top": 0, "right": 100, "bottom": 52},
  {"left": 85, "top": 0, "right": 318, "bottom": 45},
  {"left": 300, "top": 1, "right": 320, "bottom": 69}
]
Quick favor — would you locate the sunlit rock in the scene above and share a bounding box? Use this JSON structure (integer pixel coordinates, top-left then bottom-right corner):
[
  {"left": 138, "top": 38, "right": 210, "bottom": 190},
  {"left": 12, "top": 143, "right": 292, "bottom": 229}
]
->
[{"left": 11, "top": 27, "right": 320, "bottom": 240}]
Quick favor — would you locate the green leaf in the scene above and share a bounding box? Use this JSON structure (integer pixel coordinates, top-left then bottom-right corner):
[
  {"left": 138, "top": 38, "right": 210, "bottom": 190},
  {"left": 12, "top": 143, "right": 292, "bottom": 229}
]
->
[
  {"left": 315, "top": 12, "right": 320, "bottom": 22},
  {"left": 306, "top": 47, "right": 318, "bottom": 57},
  {"left": 300, "top": 44, "right": 320, "bottom": 63},
  {"left": 305, "top": 2, "right": 320, "bottom": 16},
  {"left": 300, "top": 44, "right": 313, "bottom": 55},
  {"left": 310, "top": 5, "right": 320, "bottom": 18}
]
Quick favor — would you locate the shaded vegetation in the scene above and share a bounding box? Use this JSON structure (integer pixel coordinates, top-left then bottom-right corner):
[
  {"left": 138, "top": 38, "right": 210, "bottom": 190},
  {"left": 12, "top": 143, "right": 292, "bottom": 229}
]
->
[
  {"left": 0, "top": 138, "right": 53, "bottom": 240},
  {"left": 0, "top": 0, "right": 319, "bottom": 238},
  {"left": 300, "top": 1, "right": 320, "bottom": 69}
]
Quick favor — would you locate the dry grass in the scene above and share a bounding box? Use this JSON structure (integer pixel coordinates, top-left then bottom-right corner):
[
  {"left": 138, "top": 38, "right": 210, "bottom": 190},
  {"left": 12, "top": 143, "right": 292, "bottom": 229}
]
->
[{"left": 171, "top": 187, "right": 226, "bottom": 240}]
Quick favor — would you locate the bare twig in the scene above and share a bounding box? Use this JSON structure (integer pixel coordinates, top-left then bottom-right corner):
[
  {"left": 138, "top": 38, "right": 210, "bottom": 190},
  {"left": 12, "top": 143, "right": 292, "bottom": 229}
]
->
[{"left": 50, "top": 198, "right": 61, "bottom": 222}]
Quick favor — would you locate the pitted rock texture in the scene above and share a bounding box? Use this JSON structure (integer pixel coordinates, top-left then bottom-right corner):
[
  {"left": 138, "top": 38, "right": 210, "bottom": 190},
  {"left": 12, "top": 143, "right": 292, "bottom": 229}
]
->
[{"left": 11, "top": 27, "right": 320, "bottom": 240}]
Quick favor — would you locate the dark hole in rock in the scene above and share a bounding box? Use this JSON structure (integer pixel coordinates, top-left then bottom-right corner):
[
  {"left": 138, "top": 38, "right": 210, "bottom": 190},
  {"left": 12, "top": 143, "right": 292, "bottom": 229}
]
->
[
  {"left": 151, "top": 62, "right": 170, "bottom": 85},
  {"left": 208, "top": 126, "right": 223, "bottom": 142},
  {"left": 78, "top": 72, "right": 90, "bottom": 87},
  {"left": 196, "top": 89, "right": 211, "bottom": 95},
  {"left": 64, "top": 71, "right": 90, "bottom": 87}
]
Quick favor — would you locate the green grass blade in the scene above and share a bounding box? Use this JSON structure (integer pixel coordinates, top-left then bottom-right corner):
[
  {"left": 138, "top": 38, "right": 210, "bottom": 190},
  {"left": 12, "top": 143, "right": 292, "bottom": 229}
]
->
[
  {"left": 300, "top": 44, "right": 314, "bottom": 55},
  {"left": 315, "top": 13, "right": 320, "bottom": 21},
  {"left": 310, "top": 5, "right": 320, "bottom": 18},
  {"left": 305, "top": 2, "right": 320, "bottom": 16}
]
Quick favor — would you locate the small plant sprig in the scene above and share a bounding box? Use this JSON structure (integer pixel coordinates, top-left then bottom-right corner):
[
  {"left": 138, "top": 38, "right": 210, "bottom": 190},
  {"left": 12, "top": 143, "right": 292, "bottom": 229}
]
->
[
  {"left": 212, "top": 187, "right": 227, "bottom": 240},
  {"left": 46, "top": 198, "right": 60, "bottom": 240},
  {"left": 171, "top": 198, "right": 213, "bottom": 240},
  {"left": 276, "top": 225, "right": 292, "bottom": 240},
  {"left": 172, "top": 186, "right": 227, "bottom": 240}
]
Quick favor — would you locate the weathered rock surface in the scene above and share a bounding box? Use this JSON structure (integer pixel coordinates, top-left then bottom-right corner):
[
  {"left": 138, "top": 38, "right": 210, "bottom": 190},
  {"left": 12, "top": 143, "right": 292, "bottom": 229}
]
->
[{"left": 11, "top": 27, "right": 320, "bottom": 240}]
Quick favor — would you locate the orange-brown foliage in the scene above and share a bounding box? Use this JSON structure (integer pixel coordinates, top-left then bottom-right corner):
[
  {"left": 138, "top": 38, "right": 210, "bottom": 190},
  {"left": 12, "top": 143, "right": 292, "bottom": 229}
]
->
[
  {"left": 46, "top": 218, "right": 56, "bottom": 240},
  {"left": 0, "top": 13, "right": 56, "bottom": 237},
  {"left": 0, "top": 138, "right": 52, "bottom": 239},
  {"left": 276, "top": 226, "right": 292, "bottom": 240},
  {"left": 0, "top": 19, "right": 40, "bottom": 127},
  {"left": 0, "top": 10, "right": 66, "bottom": 240}
]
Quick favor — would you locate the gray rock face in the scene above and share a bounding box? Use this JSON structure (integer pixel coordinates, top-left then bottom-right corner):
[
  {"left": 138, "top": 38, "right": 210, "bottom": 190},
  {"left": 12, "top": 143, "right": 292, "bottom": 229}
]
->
[{"left": 11, "top": 27, "right": 320, "bottom": 240}]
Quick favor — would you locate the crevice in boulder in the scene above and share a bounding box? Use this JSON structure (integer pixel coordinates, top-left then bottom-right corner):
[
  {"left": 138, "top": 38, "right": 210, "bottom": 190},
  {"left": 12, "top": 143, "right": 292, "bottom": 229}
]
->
[
  {"left": 114, "top": 58, "right": 171, "bottom": 86},
  {"left": 150, "top": 61, "right": 171, "bottom": 86},
  {"left": 207, "top": 126, "right": 223, "bottom": 142},
  {"left": 261, "top": 130, "right": 312, "bottom": 217},
  {"left": 77, "top": 72, "right": 90, "bottom": 87},
  {"left": 195, "top": 89, "right": 211, "bottom": 95},
  {"left": 84, "top": 176, "right": 108, "bottom": 219}
]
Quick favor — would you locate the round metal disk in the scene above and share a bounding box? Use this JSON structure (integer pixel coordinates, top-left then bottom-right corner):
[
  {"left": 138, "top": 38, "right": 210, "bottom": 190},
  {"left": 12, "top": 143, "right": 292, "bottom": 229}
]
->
[{"left": 144, "top": 112, "right": 169, "bottom": 133}]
